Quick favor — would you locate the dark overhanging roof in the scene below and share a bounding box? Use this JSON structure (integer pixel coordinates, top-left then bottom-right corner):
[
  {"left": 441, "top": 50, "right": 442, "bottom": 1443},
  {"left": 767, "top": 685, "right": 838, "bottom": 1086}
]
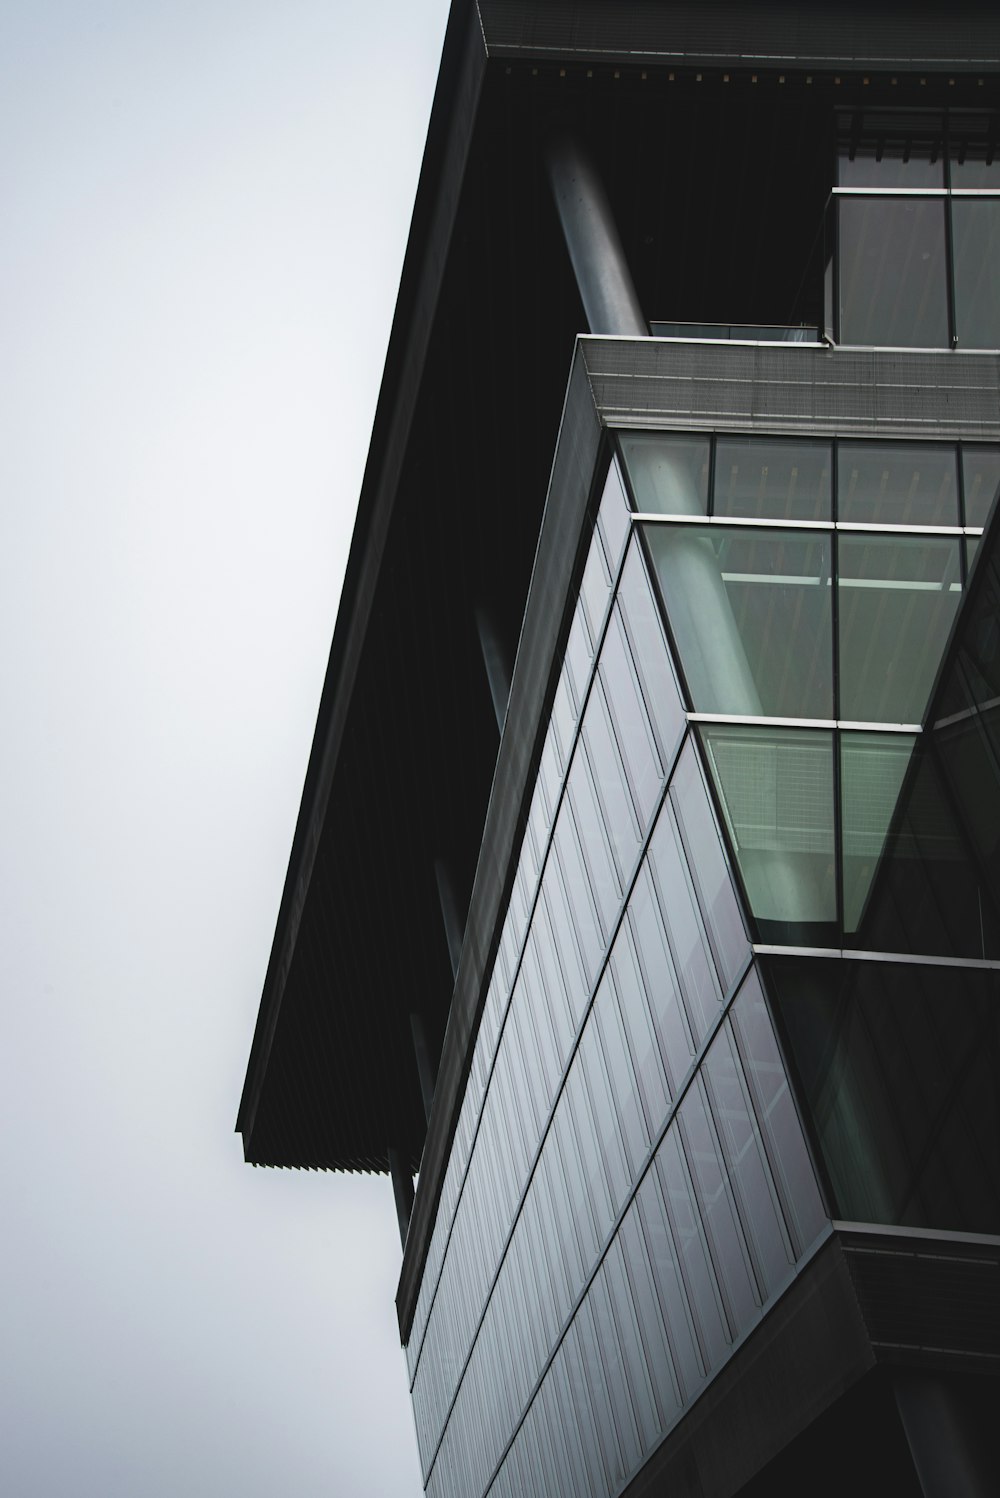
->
[
  {"left": 236, "top": 0, "right": 492, "bottom": 1169},
  {"left": 237, "top": 0, "right": 1000, "bottom": 1183}
]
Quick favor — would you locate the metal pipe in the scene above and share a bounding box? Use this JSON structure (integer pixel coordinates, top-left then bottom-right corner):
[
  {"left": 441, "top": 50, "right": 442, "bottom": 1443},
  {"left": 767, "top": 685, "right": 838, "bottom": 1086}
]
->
[
  {"left": 433, "top": 856, "right": 464, "bottom": 984},
  {"left": 546, "top": 131, "right": 647, "bottom": 337},
  {"left": 475, "top": 605, "right": 512, "bottom": 734},
  {"left": 894, "top": 1374, "right": 993, "bottom": 1498},
  {"left": 387, "top": 1145, "right": 414, "bottom": 1251},
  {"left": 409, "top": 1010, "right": 437, "bottom": 1126}
]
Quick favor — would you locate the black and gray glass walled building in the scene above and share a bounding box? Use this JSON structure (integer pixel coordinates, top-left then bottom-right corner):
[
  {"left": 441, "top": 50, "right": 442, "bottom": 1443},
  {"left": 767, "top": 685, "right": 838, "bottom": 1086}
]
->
[{"left": 237, "top": 4, "right": 1000, "bottom": 1493}]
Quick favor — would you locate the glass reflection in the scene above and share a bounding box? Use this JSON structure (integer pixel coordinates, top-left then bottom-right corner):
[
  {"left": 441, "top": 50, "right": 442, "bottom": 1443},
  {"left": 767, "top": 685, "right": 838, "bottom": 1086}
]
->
[
  {"left": 953, "top": 199, "right": 1000, "bottom": 350},
  {"left": 962, "top": 445, "right": 1000, "bottom": 529},
  {"left": 838, "top": 441, "right": 958, "bottom": 526},
  {"left": 764, "top": 956, "right": 1000, "bottom": 1234},
  {"left": 840, "top": 732, "right": 916, "bottom": 933},
  {"left": 618, "top": 433, "right": 709, "bottom": 515},
  {"left": 643, "top": 524, "right": 833, "bottom": 719},
  {"left": 713, "top": 437, "right": 831, "bottom": 521},
  {"left": 838, "top": 533, "right": 961, "bottom": 724},
  {"left": 699, "top": 725, "right": 837, "bottom": 941},
  {"left": 838, "top": 197, "right": 949, "bottom": 347}
]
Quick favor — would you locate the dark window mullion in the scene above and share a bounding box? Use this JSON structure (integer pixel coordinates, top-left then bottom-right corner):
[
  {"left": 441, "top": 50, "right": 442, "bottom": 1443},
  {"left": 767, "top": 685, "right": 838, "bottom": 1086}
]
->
[
  {"left": 945, "top": 119, "right": 959, "bottom": 347},
  {"left": 831, "top": 443, "right": 845, "bottom": 937}
]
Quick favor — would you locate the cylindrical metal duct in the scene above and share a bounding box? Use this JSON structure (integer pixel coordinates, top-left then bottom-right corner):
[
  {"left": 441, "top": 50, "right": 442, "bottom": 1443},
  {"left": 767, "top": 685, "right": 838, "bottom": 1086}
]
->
[{"left": 546, "top": 132, "right": 647, "bottom": 337}]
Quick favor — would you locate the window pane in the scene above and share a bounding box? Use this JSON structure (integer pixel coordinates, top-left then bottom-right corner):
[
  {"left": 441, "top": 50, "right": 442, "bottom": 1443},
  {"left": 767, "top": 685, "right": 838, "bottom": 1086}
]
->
[
  {"left": 838, "top": 197, "right": 949, "bottom": 348},
  {"left": 700, "top": 725, "right": 836, "bottom": 938},
  {"left": 766, "top": 955, "right": 1000, "bottom": 1234},
  {"left": 643, "top": 525, "right": 833, "bottom": 719},
  {"left": 619, "top": 433, "right": 710, "bottom": 515},
  {"left": 838, "top": 534, "right": 961, "bottom": 724},
  {"left": 953, "top": 199, "right": 1000, "bottom": 350},
  {"left": 714, "top": 437, "right": 832, "bottom": 521},
  {"left": 838, "top": 441, "right": 958, "bottom": 526},
  {"left": 962, "top": 445, "right": 1000, "bottom": 529},
  {"left": 840, "top": 732, "right": 917, "bottom": 933}
]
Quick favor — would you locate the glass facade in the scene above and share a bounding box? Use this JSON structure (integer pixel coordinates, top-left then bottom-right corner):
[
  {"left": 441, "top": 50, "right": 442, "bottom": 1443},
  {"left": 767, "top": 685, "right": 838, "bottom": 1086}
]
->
[
  {"left": 405, "top": 423, "right": 1000, "bottom": 1498},
  {"left": 834, "top": 111, "right": 1000, "bottom": 349},
  {"left": 405, "top": 459, "right": 826, "bottom": 1498},
  {"left": 390, "top": 87, "right": 1000, "bottom": 1478},
  {"left": 629, "top": 430, "right": 1000, "bottom": 1246},
  {"left": 635, "top": 431, "right": 999, "bottom": 952}
]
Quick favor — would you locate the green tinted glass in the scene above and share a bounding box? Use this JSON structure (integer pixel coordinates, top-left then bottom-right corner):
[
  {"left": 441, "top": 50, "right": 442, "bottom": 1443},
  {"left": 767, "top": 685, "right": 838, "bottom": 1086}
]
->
[
  {"left": 714, "top": 438, "right": 831, "bottom": 521},
  {"left": 840, "top": 732, "right": 917, "bottom": 932},
  {"left": 838, "top": 442, "right": 958, "bottom": 526},
  {"left": 838, "top": 534, "right": 961, "bottom": 723},
  {"left": 618, "top": 433, "right": 709, "bottom": 515},
  {"left": 699, "top": 725, "right": 836, "bottom": 937},
  {"left": 643, "top": 526, "right": 832, "bottom": 718}
]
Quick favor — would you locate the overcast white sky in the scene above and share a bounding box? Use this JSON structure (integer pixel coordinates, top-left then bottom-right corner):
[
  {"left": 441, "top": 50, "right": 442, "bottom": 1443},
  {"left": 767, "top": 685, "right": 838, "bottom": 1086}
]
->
[{"left": 0, "top": 2, "right": 450, "bottom": 1493}]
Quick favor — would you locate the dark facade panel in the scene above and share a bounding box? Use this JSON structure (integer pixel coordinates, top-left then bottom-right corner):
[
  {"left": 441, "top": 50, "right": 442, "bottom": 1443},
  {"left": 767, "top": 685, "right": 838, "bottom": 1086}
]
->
[
  {"left": 397, "top": 347, "right": 604, "bottom": 1330},
  {"left": 237, "top": 1, "right": 489, "bottom": 1165},
  {"left": 478, "top": 0, "right": 1000, "bottom": 69}
]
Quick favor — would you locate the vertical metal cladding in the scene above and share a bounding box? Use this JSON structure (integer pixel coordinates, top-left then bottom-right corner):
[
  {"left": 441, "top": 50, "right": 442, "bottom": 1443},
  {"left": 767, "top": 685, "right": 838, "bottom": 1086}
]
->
[{"left": 407, "top": 459, "right": 827, "bottom": 1498}]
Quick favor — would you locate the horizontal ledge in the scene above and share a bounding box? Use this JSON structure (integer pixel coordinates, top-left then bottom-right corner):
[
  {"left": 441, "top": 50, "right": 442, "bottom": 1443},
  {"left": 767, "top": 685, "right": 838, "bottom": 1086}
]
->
[
  {"left": 690, "top": 714, "right": 922, "bottom": 732},
  {"left": 831, "top": 1220, "right": 1000, "bottom": 1249},
  {"left": 833, "top": 186, "right": 1000, "bottom": 197},
  {"left": 754, "top": 943, "right": 1000, "bottom": 969},
  {"left": 632, "top": 514, "right": 982, "bottom": 536}
]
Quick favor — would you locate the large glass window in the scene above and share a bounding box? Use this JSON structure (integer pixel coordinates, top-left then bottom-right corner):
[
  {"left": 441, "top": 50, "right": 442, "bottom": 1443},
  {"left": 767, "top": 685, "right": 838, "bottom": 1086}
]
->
[
  {"left": 699, "top": 725, "right": 837, "bottom": 940},
  {"left": 713, "top": 438, "right": 831, "bottom": 522},
  {"left": 834, "top": 111, "right": 1000, "bottom": 350},
  {"left": 838, "top": 196, "right": 949, "bottom": 348},
  {"left": 837, "top": 533, "right": 961, "bottom": 725},
  {"left": 621, "top": 432, "right": 998, "bottom": 950},
  {"left": 764, "top": 955, "right": 1000, "bottom": 1235},
  {"left": 839, "top": 732, "right": 916, "bottom": 933},
  {"left": 838, "top": 442, "right": 958, "bottom": 527},
  {"left": 643, "top": 525, "right": 833, "bottom": 719},
  {"left": 952, "top": 199, "right": 1000, "bottom": 349},
  {"left": 962, "top": 445, "right": 1000, "bottom": 529},
  {"left": 617, "top": 433, "right": 709, "bottom": 515}
]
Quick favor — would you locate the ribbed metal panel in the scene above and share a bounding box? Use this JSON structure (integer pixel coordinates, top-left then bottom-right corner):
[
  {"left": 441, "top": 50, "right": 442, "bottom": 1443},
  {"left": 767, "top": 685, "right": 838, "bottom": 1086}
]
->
[
  {"left": 844, "top": 1240, "right": 1000, "bottom": 1364},
  {"left": 580, "top": 339, "right": 1000, "bottom": 440}
]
